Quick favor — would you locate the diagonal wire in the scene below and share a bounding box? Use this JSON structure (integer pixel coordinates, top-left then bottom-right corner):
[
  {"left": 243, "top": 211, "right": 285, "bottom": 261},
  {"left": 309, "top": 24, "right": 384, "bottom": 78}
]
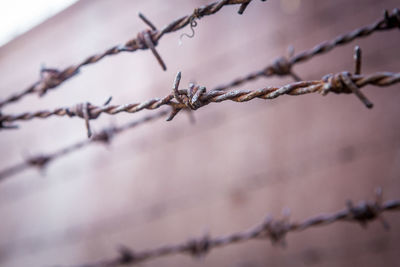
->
[
  {"left": 0, "top": 110, "right": 168, "bottom": 182},
  {"left": 0, "top": 0, "right": 267, "bottom": 108},
  {"left": 213, "top": 8, "right": 400, "bottom": 90},
  {"left": 57, "top": 189, "right": 400, "bottom": 267}
]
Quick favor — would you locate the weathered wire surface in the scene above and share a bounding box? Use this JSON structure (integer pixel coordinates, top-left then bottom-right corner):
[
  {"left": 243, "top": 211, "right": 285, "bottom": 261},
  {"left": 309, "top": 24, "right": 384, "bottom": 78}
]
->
[
  {"left": 58, "top": 189, "right": 399, "bottom": 267},
  {"left": 1, "top": 71, "right": 398, "bottom": 129},
  {"left": 0, "top": 0, "right": 267, "bottom": 108}
]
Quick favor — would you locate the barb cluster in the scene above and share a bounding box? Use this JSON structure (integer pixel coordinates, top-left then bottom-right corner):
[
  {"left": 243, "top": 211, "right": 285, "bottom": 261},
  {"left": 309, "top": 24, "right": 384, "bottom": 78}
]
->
[
  {"left": 59, "top": 189, "right": 400, "bottom": 267},
  {"left": 0, "top": 0, "right": 267, "bottom": 108}
]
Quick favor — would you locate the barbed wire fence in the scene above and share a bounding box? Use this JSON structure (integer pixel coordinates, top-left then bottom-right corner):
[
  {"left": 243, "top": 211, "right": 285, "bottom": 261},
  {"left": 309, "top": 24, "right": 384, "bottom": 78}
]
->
[
  {"left": 0, "top": 7, "right": 399, "bottom": 179},
  {"left": 0, "top": 0, "right": 400, "bottom": 266}
]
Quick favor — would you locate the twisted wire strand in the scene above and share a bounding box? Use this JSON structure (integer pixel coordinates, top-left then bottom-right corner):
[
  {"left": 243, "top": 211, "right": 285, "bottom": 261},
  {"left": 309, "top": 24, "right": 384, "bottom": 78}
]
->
[
  {"left": 0, "top": 0, "right": 266, "bottom": 108},
  {"left": 0, "top": 110, "right": 168, "bottom": 182},
  {"left": 1, "top": 71, "right": 399, "bottom": 127},
  {"left": 60, "top": 190, "right": 400, "bottom": 267},
  {"left": 213, "top": 8, "right": 400, "bottom": 91}
]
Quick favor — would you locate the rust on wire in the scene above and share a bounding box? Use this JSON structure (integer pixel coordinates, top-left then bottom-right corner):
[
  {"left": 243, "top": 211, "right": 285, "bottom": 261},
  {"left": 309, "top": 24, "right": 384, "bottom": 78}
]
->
[
  {"left": 0, "top": 0, "right": 266, "bottom": 108},
  {"left": 213, "top": 8, "right": 400, "bottom": 91},
  {"left": 1, "top": 69, "right": 399, "bottom": 130},
  {"left": 59, "top": 189, "right": 400, "bottom": 267},
  {"left": 0, "top": 110, "right": 168, "bottom": 182}
]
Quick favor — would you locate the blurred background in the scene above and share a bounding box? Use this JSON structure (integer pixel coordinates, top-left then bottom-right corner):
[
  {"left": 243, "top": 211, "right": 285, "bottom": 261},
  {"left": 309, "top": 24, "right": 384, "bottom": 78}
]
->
[{"left": 0, "top": 0, "right": 399, "bottom": 266}]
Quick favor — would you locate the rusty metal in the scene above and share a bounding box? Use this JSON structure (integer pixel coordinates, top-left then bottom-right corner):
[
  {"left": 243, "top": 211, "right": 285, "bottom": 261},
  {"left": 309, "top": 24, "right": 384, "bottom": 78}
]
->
[
  {"left": 1, "top": 46, "right": 392, "bottom": 180},
  {"left": 1, "top": 70, "right": 398, "bottom": 132},
  {"left": 213, "top": 8, "right": 400, "bottom": 91},
  {"left": 58, "top": 189, "right": 400, "bottom": 267},
  {"left": 0, "top": 110, "right": 168, "bottom": 182},
  {"left": 0, "top": 0, "right": 266, "bottom": 108}
]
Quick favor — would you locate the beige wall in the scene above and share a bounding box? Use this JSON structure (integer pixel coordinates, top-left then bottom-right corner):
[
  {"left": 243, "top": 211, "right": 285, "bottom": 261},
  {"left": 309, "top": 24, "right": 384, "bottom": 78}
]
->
[{"left": 0, "top": 0, "right": 399, "bottom": 266}]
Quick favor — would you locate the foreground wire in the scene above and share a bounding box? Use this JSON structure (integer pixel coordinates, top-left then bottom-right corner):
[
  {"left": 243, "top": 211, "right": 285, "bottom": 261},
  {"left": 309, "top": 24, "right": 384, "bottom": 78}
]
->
[
  {"left": 1, "top": 70, "right": 399, "bottom": 133},
  {"left": 0, "top": 110, "right": 168, "bottom": 182},
  {"left": 213, "top": 8, "right": 400, "bottom": 90},
  {"left": 59, "top": 189, "right": 399, "bottom": 267},
  {"left": 0, "top": 0, "right": 267, "bottom": 108}
]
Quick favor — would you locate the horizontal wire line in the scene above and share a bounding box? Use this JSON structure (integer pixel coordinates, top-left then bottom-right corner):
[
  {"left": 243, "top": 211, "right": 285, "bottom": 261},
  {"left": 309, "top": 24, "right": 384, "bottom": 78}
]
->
[{"left": 0, "top": 71, "right": 398, "bottom": 126}]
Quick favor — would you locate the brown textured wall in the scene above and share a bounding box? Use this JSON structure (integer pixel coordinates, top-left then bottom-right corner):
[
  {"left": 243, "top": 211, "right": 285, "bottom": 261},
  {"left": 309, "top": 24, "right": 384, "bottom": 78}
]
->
[{"left": 0, "top": 0, "right": 399, "bottom": 266}]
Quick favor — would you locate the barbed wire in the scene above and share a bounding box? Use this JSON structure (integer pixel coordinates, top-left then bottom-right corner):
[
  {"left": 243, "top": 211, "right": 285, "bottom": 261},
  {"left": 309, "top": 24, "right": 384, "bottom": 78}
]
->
[
  {"left": 1, "top": 69, "right": 399, "bottom": 135},
  {"left": 0, "top": 4, "right": 398, "bottom": 267},
  {"left": 0, "top": 110, "right": 168, "bottom": 182},
  {"left": 2, "top": 45, "right": 394, "bottom": 182},
  {"left": 56, "top": 188, "right": 400, "bottom": 267},
  {"left": 0, "top": 0, "right": 267, "bottom": 108},
  {"left": 213, "top": 8, "right": 400, "bottom": 90}
]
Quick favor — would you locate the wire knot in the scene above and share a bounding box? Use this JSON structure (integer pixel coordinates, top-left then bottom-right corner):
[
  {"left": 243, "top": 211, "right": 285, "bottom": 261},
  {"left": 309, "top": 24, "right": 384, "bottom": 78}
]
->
[
  {"left": 347, "top": 188, "right": 390, "bottom": 230},
  {"left": 66, "top": 102, "right": 99, "bottom": 138},
  {"left": 269, "top": 57, "right": 293, "bottom": 76},
  {"left": 35, "top": 68, "right": 64, "bottom": 96},
  {"left": 27, "top": 155, "right": 52, "bottom": 170},
  {"left": 91, "top": 128, "right": 114, "bottom": 145},
  {"left": 0, "top": 111, "right": 18, "bottom": 129},
  {"left": 176, "top": 83, "right": 207, "bottom": 111},
  {"left": 261, "top": 216, "right": 289, "bottom": 246},
  {"left": 66, "top": 102, "right": 98, "bottom": 119},
  {"left": 136, "top": 29, "right": 159, "bottom": 50},
  {"left": 167, "top": 72, "right": 207, "bottom": 121},
  {"left": 117, "top": 246, "right": 136, "bottom": 264},
  {"left": 321, "top": 72, "right": 352, "bottom": 94},
  {"left": 129, "top": 13, "right": 167, "bottom": 71},
  {"left": 384, "top": 8, "right": 400, "bottom": 29},
  {"left": 187, "top": 234, "right": 210, "bottom": 257},
  {"left": 322, "top": 71, "right": 373, "bottom": 108}
]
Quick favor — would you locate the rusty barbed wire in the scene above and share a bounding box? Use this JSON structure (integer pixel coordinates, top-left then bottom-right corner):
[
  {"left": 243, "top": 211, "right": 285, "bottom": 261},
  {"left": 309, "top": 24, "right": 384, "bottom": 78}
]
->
[
  {"left": 1, "top": 69, "right": 399, "bottom": 134},
  {"left": 0, "top": 0, "right": 267, "bottom": 109},
  {"left": 0, "top": 110, "right": 168, "bottom": 182},
  {"left": 0, "top": 46, "right": 389, "bottom": 180},
  {"left": 57, "top": 188, "right": 400, "bottom": 267},
  {"left": 213, "top": 8, "right": 400, "bottom": 90}
]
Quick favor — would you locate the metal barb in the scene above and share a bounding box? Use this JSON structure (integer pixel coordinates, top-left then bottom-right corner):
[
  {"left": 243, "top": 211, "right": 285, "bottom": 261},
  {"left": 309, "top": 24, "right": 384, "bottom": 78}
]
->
[
  {"left": 341, "top": 72, "right": 374, "bottom": 109},
  {"left": 138, "top": 12, "right": 157, "bottom": 31},
  {"left": 354, "top": 46, "right": 362, "bottom": 75},
  {"left": 142, "top": 30, "right": 167, "bottom": 71}
]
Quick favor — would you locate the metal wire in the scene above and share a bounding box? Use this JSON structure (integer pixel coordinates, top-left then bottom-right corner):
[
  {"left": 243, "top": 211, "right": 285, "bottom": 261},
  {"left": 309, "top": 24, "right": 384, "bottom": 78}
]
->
[
  {"left": 57, "top": 189, "right": 400, "bottom": 267},
  {"left": 213, "top": 8, "right": 400, "bottom": 90},
  {"left": 0, "top": 0, "right": 267, "bottom": 108},
  {"left": 1, "top": 44, "right": 394, "bottom": 181},
  {"left": 1, "top": 70, "right": 398, "bottom": 132},
  {"left": 0, "top": 110, "right": 168, "bottom": 182},
  {"left": 0, "top": 4, "right": 398, "bottom": 267}
]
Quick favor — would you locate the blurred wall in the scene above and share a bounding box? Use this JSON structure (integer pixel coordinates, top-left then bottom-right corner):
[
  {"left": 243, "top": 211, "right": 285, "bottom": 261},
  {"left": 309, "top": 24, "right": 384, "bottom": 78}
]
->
[{"left": 0, "top": 0, "right": 399, "bottom": 266}]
